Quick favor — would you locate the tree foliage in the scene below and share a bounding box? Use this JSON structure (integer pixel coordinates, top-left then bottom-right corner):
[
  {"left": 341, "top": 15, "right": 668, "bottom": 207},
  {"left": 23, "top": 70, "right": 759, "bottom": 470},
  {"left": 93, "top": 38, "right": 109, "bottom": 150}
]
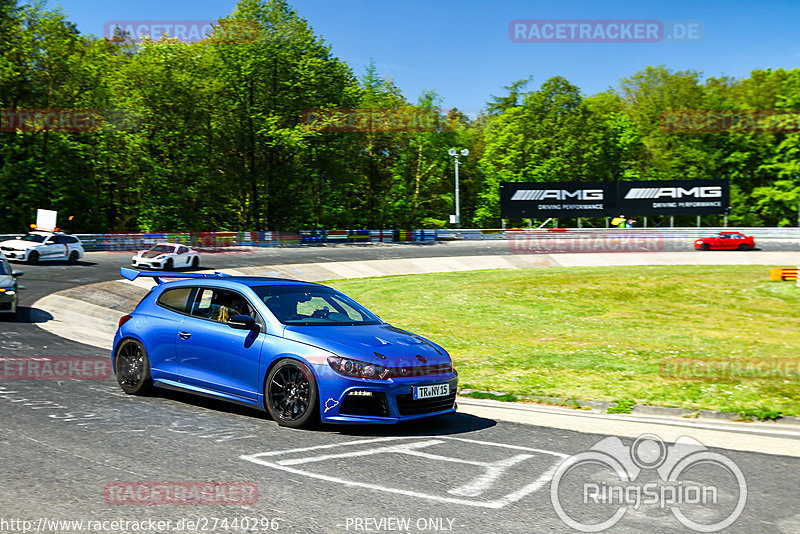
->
[{"left": 1, "top": 1, "right": 798, "bottom": 231}]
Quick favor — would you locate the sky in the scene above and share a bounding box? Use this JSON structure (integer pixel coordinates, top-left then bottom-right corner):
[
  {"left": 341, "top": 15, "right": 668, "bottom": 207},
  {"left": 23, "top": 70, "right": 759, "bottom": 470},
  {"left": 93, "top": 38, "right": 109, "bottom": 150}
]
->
[{"left": 45, "top": 0, "right": 800, "bottom": 114}]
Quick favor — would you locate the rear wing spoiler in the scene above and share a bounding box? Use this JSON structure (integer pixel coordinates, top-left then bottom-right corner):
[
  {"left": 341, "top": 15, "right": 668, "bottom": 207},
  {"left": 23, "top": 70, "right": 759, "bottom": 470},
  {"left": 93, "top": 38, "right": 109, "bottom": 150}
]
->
[{"left": 120, "top": 267, "right": 232, "bottom": 285}]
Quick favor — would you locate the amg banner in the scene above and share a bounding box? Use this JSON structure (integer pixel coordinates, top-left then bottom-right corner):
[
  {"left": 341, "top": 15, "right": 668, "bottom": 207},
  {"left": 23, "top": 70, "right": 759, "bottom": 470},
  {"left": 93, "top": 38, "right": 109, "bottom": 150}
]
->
[
  {"left": 618, "top": 179, "right": 729, "bottom": 216},
  {"left": 500, "top": 179, "right": 729, "bottom": 218},
  {"left": 499, "top": 181, "right": 614, "bottom": 218}
]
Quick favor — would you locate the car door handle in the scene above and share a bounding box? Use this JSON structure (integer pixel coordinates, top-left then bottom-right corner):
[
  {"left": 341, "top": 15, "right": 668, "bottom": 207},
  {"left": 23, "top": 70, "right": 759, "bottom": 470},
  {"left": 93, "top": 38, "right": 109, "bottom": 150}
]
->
[{"left": 178, "top": 331, "right": 192, "bottom": 339}]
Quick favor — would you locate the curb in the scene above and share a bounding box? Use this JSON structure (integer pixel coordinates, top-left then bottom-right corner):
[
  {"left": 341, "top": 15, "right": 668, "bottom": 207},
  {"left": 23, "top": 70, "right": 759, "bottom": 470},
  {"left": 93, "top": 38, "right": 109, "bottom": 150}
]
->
[{"left": 458, "top": 389, "right": 800, "bottom": 426}]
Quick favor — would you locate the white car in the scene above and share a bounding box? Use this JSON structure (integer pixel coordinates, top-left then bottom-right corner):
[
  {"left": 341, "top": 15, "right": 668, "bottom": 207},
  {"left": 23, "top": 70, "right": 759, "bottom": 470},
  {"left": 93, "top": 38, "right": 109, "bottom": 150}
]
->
[
  {"left": 131, "top": 242, "right": 199, "bottom": 270},
  {"left": 0, "top": 231, "right": 84, "bottom": 264}
]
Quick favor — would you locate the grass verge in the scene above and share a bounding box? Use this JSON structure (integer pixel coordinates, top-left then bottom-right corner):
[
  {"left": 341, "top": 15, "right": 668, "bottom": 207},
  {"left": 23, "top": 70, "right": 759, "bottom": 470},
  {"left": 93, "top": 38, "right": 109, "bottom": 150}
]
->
[{"left": 329, "top": 265, "right": 800, "bottom": 417}]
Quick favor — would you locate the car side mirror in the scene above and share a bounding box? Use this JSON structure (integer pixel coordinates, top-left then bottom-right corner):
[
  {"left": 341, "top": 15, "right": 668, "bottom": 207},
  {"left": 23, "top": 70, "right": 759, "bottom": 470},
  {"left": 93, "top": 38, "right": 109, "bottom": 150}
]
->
[
  {"left": 12, "top": 270, "right": 23, "bottom": 277},
  {"left": 228, "top": 314, "right": 258, "bottom": 330}
]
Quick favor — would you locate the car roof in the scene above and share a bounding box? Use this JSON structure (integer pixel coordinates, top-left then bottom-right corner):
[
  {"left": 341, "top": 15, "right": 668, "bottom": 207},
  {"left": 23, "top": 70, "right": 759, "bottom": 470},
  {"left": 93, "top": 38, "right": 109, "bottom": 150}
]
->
[
  {"left": 152, "top": 242, "right": 186, "bottom": 247},
  {"left": 159, "top": 276, "right": 324, "bottom": 289},
  {"left": 29, "top": 230, "right": 76, "bottom": 237}
]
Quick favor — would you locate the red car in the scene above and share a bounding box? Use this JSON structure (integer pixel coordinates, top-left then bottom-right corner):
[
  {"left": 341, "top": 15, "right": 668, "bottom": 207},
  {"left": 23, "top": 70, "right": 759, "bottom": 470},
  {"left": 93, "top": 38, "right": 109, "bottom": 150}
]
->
[{"left": 694, "top": 231, "right": 755, "bottom": 251}]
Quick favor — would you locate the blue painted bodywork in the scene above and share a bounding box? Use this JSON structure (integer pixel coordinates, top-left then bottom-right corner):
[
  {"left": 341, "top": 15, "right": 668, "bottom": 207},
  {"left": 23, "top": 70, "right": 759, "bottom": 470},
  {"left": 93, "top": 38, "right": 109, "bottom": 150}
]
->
[{"left": 112, "top": 270, "right": 458, "bottom": 424}]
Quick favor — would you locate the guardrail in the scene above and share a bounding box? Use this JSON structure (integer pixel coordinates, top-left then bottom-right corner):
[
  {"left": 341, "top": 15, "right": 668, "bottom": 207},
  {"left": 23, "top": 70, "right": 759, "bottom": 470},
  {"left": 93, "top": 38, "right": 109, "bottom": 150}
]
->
[{"left": 0, "top": 228, "right": 797, "bottom": 252}]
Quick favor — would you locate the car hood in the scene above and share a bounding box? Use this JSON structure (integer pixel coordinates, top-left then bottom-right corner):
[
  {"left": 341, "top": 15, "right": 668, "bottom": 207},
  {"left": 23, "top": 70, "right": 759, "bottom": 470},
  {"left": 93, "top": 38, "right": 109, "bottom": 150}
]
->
[
  {"left": 0, "top": 274, "right": 14, "bottom": 288},
  {"left": 139, "top": 250, "right": 170, "bottom": 258},
  {"left": 0, "top": 239, "right": 36, "bottom": 250},
  {"left": 282, "top": 323, "right": 451, "bottom": 366}
]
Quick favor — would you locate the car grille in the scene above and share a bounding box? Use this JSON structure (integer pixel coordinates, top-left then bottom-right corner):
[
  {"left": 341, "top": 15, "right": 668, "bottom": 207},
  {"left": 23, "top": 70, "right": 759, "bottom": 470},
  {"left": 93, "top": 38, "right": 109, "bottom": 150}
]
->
[
  {"left": 0, "top": 302, "right": 11, "bottom": 310},
  {"left": 385, "top": 363, "right": 452, "bottom": 378},
  {"left": 395, "top": 389, "right": 457, "bottom": 416},
  {"left": 339, "top": 391, "right": 390, "bottom": 417}
]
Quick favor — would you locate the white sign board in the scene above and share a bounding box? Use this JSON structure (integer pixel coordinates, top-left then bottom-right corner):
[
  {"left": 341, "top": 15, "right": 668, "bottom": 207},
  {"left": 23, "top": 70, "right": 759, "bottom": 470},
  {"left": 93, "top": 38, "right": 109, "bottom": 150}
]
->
[{"left": 36, "top": 209, "right": 58, "bottom": 231}]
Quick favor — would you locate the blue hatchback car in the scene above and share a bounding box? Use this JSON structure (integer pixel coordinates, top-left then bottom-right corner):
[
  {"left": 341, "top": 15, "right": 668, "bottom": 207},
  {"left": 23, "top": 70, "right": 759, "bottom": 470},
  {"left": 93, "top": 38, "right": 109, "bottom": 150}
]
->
[{"left": 113, "top": 268, "right": 458, "bottom": 428}]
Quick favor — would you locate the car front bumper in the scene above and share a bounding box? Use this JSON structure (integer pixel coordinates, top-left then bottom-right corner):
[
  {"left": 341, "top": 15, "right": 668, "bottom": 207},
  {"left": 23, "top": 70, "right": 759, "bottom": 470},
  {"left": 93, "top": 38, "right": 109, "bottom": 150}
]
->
[
  {"left": 1, "top": 249, "right": 27, "bottom": 260},
  {"left": 0, "top": 291, "right": 17, "bottom": 313},
  {"left": 315, "top": 367, "right": 459, "bottom": 424},
  {"left": 131, "top": 257, "right": 163, "bottom": 269}
]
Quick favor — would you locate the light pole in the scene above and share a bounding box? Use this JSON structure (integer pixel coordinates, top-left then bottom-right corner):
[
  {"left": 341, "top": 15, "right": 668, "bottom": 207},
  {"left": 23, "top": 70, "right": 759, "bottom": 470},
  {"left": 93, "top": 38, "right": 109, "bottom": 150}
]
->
[{"left": 448, "top": 148, "right": 469, "bottom": 228}]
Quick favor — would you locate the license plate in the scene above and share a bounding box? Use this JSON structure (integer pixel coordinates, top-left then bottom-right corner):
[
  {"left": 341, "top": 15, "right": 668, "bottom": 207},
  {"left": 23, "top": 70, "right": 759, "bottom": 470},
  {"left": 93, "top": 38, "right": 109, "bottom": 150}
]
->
[{"left": 413, "top": 383, "right": 450, "bottom": 400}]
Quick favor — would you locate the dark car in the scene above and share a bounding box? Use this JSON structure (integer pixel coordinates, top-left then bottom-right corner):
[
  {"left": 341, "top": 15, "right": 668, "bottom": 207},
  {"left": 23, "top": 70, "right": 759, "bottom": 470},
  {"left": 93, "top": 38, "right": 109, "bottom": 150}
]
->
[{"left": 0, "top": 254, "right": 23, "bottom": 319}]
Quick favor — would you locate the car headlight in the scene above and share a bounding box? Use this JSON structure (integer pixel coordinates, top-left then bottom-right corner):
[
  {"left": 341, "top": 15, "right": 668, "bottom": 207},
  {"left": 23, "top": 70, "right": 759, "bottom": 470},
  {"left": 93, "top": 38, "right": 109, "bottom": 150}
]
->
[
  {"left": 0, "top": 288, "right": 14, "bottom": 295},
  {"left": 327, "top": 356, "right": 391, "bottom": 380}
]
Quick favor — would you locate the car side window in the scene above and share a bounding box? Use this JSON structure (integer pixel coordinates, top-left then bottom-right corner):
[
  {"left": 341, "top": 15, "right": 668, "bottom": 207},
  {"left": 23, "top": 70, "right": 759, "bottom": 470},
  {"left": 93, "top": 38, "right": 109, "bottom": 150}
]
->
[
  {"left": 191, "top": 288, "right": 258, "bottom": 324},
  {"left": 157, "top": 287, "right": 194, "bottom": 314},
  {"left": 177, "top": 246, "right": 189, "bottom": 254}
]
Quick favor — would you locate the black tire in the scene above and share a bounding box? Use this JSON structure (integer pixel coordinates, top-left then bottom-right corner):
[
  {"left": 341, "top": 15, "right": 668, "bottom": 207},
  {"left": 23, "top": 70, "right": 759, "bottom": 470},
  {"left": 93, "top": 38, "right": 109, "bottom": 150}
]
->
[
  {"left": 114, "top": 338, "right": 153, "bottom": 395},
  {"left": 738, "top": 244, "right": 749, "bottom": 251},
  {"left": 164, "top": 258, "right": 173, "bottom": 271},
  {"left": 191, "top": 256, "right": 199, "bottom": 268},
  {"left": 700, "top": 243, "right": 710, "bottom": 251},
  {"left": 68, "top": 250, "right": 79, "bottom": 262},
  {"left": 265, "top": 359, "right": 319, "bottom": 428},
  {"left": 27, "top": 251, "right": 39, "bottom": 264}
]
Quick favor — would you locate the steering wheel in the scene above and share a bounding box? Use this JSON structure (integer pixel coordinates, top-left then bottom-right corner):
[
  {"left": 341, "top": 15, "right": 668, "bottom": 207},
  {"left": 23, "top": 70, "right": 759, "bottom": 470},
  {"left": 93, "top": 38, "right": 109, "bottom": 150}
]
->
[{"left": 311, "top": 307, "right": 330, "bottom": 319}]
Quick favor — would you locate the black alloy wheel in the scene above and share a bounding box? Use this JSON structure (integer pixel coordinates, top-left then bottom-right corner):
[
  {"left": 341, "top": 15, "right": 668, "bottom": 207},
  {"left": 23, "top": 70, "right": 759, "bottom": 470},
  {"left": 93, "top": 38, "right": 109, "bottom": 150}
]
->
[
  {"left": 114, "top": 339, "right": 153, "bottom": 395},
  {"left": 27, "top": 251, "right": 39, "bottom": 264},
  {"left": 266, "top": 359, "right": 319, "bottom": 428}
]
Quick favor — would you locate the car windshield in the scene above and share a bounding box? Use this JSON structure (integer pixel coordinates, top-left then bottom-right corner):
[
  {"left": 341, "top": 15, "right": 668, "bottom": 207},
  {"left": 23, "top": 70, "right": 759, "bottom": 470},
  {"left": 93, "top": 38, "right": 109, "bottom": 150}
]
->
[
  {"left": 19, "top": 234, "right": 47, "bottom": 243},
  {"left": 0, "top": 261, "right": 8, "bottom": 275},
  {"left": 147, "top": 245, "right": 174, "bottom": 254},
  {"left": 252, "top": 285, "right": 382, "bottom": 326}
]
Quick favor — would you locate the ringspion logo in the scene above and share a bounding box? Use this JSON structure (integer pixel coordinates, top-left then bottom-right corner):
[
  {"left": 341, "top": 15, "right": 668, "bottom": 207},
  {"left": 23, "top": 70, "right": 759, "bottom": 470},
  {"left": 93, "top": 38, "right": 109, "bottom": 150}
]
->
[{"left": 551, "top": 434, "right": 746, "bottom": 532}]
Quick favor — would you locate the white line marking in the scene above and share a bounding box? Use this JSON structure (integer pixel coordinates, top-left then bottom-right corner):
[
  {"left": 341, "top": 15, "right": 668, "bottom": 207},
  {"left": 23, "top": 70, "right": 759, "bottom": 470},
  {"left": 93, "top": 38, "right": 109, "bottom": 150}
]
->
[
  {"left": 240, "top": 436, "right": 568, "bottom": 509},
  {"left": 276, "top": 440, "right": 445, "bottom": 466},
  {"left": 447, "top": 454, "right": 534, "bottom": 497}
]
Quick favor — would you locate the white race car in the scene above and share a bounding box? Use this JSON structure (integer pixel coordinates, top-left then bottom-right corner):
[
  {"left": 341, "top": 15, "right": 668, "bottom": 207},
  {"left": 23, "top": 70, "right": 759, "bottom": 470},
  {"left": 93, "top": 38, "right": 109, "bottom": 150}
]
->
[
  {"left": 131, "top": 242, "right": 199, "bottom": 270},
  {"left": 0, "top": 231, "right": 84, "bottom": 264}
]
